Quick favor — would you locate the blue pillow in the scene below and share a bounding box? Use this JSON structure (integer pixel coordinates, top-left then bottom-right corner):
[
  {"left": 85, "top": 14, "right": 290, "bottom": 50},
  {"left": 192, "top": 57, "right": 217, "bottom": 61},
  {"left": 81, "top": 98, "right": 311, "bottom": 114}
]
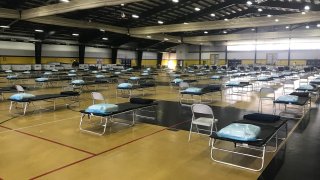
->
[
  {"left": 143, "top": 70, "right": 150, "bottom": 73},
  {"left": 121, "top": 70, "right": 127, "bottom": 72},
  {"left": 69, "top": 70, "right": 76, "bottom": 73},
  {"left": 5, "top": 70, "right": 12, "bottom": 73},
  {"left": 129, "top": 77, "right": 140, "bottom": 80},
  {"left": 36, "top": 78, "right": 49, "bottom": 82},
  {"left": 217, "top": 123, "right": 261, "bottom": 141},
  {"left": 227, "top": 81, "right": 240, "bottom": 85},
  {"left": 52, "top": 69, "right": 58, "bottom": 72},
  {"left": 7, "top": 75, "right": 17, "bottom": 79},
  {"left": 141, "top": 73, "right": 149, "bottom": 76},
  {"left": 118, "top": 83, "right": 133, "bottom": 88},
  {"left": 23, "top": 71, "right": 30, "bottom": 74},
  {"left": 85, "top": 103, "right": 119, "bottom": 114},
  {"left": 44, "top": 72, "right": 52, "bottom": 75},
  {"left": 257, "top": 76, "right": 270, "bottom": 81},
  {"left": 173, "top": 78, "right": 183, "bottom": 84},
  {"left": 96, "top": 75, "right": 105, "bottom": 78},
  {"left": 68, "top": 74, "right": 77, "bottom": 77},
  {"left": 127, "top": 68, "right": 133, "bottom": 71},
  {"left": 114, "top": 72, "right": 121, "bottom": 75},
  {"left": 72, "top": 80, "right": 85, "bottom": 84},
  {"left": 91, "top": 71, "right": 98, "bottom": 74},
  {"left": 276, "top": 95, "right": 298, "bottom": 103},
  {"left": 211, "top": 75, "right": 221, "bottom": 79},
  {"left": 183, "top": 87, "right": 202, "bottom": 93},
  {"left": 298, "top": 84, "right": 314, "bottom": 90},
  {"left": 172, "top": 74, "right": 180, "bottom": 78},
  {"left": 188, "top": 71, "right": 194, "bottom": 73},
  {"left": 10, "top": 93, "right": 35, "bottom": 101}
]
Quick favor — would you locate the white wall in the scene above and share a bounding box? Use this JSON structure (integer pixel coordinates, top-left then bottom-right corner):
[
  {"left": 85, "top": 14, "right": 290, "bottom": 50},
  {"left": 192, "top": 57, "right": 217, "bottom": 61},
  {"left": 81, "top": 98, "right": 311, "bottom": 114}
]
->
[
  {"left": 0, "top": 41, "right": 34, "bottom": 56},
  {"left": 85, "top": 47, "right": 111, "bottom": 58},
  {"left": 42, "top": 44, "right": 78, "bottom": 57},
  {"left": 118, "top": 50, "right": 137, "bottom": 59},
  {"left": 142, "top": 51, "right": 157, "bottom": 59}
]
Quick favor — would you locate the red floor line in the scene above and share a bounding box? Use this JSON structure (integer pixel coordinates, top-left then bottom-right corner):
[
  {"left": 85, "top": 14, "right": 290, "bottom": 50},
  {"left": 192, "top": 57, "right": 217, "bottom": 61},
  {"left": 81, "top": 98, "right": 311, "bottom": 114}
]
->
[
  {"left": 29, "top": 120, "right": 191, "bottom": 179},
  {"left": 0, "top": 125, "right": 96, "bottom": 156}
]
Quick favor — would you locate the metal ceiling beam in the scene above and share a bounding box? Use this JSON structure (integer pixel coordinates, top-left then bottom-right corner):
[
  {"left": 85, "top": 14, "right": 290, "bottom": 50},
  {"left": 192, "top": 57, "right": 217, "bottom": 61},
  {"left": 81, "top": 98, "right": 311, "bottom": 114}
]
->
[
  {"left": 21, "top": 0, "right": 144, "bottom": 20},
  {"left": 0, "top": 8, "right": 20, "bottom": 19},
  {"left": 183, "top": 29, "right": 320, "bottom": 42},
  {"left": 27, "top": 16, "right": 128, "bottom": 34},
  {"left": 130, "top": 11, "right": 320, "bottom": 34}
]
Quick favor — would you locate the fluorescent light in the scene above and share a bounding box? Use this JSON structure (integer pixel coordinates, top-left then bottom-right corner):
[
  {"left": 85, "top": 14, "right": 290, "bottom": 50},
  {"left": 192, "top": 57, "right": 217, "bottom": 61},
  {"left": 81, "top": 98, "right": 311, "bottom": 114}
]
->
[
  {"left": 100, "top": 29, "right": 105, "bottom": 32},
  {"left": 102, "top": 37, "right": 108, "bottom": 40},
  {"left": 306, "top": 25, "right": 310, "bottom": 29},
  {"left": 158, "top": 20, "right": 164, "bottom": 24},
  {"left": 204, "top": 31, "right": 208, "bottom": 34},
  {"left": 132, "top": 14, "right": 139, "bottom": 18},
  {"left": 164, "top": 38, "right": 169, "bottom": 41},
  {"left": 246, "top": 1, "right": 252, "bottom": 5},
  {"left": 172, "top": 0, "right": 179, "bottom": 3},
  {"left": 72, "top": 33, "right": 79, "bottom": 36},
  {"left": 0, "top": 25, "right": 10, "bottom": 29},
  {"left": 286, "top": 26, "right": 290, "bottom": 29},
  {"left": 302, "top": 11, "right": 306, "bottom": 15},
  {"left": 183, "top": 22, "right": 189, "bottom": 25},
  {"left": 60, "top": 0, "right": 70, "bottom": 2},
  {"left": 223, "top": 30, "right": 227, "bottom": 34},
  {"left": 121, "top": 3, "right": 125, "bottom": 6},
  {"left": 258, "top": 8, "right": 263, "bottom": 12},
  {"left": 317, "top": 24, "right": 320, "bottom": 28},
  {"left": 35, "top": 29, "right": 44, "bottom": 32},
  {"left": 251, "top": 28, "right": 255, "bottom": 31},
  {"left": 275, "top": 19, "right": 279, "bottom": 22},
  {"left": 210, "top": 13, "right": 215, "bottom": 17},
  {"left": 304, "top": 5, "right": 310, "bottom": 11},
  {"left": 195, "top": 7, "right": 200, "bottom": 11},
  {"left": 267, "top": 14, "right": 272, "bottom": 17},
  {"left": 146, "top": 35, "right": 152, "bottom": 38}
]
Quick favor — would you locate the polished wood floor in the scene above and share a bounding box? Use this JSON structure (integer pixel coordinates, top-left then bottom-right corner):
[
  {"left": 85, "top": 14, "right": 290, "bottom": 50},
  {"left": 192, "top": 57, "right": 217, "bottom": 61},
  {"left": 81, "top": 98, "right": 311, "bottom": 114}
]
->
[{"left": 0, "top": 73, "right": 312, "bottom": 179}]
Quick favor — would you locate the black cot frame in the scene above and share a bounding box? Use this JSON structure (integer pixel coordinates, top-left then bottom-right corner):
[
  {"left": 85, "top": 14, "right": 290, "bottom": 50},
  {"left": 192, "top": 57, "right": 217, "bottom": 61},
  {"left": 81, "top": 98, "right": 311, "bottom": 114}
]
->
[{"left": 79, "top": 102, "right": 157, "bottom": 136}]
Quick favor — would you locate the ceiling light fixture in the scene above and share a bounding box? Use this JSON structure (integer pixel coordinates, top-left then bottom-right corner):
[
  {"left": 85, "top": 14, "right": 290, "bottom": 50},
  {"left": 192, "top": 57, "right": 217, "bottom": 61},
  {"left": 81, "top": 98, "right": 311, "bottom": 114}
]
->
[
  {"left": 267, "top": 14, "right": 272, "bottom": 17},
  {"left": 35, "top": 29, "right": 44, "bottom": 32},
  {"left": 172, "top": 0, "right": 179, "bottom": 3},
  {"left": 102, "top": 37, "right": 108, "bottom": 40},
  {"left": 224, "top": 18, "right": 228, "bottom": 21},
  {"left": 317, "top": 24, "right": 320, "bottom": 28},
  {"left": 195, "top": 7, "right": 200, "bottom": 11},
  {"left": 251, "top": 28, "right": 255, "bottom": 31},
  {"left": 246, "top": 1, "right": 253, "bottom": 5},
  {"left": 72, "top": 33, "right": 79, "bottom": 36},
  {"left": 258, "top": 8, "right": 263, "bottom": 12},
  {"left": 100, "top": 29, "right": 105, "bottom": 32},
  {"left": 132, "top": 14, "right": 139, "bottom": 18},
  {"left": 183, "top": 22, "right": 189, "bottom": 25},
  {"left": 275, "top": 19, "right": 279, "bottom": 22},
  {"left": 60, "top": 0, "right": 70, "bottom": 2},
  {"left": 158, "top": 20, "right": 164, "bottom": 24},
  {"left": 223, "top": 30, "right": 227, "bottom": 34},
  {"left": 304, "top": 5, "right": 310, "bottom": 11},
  {"left": 147, "top": 35, "right": 152, "bottom": 38},
  {"left": 286, "top": 26, "right": 290, "bottom": 29},
  {"left": 306, "top": 25, "right": 310, "bottom": 29},
  {"left": 204, "top": 31, "right": 208, "bottom": 34},
  {"left": 121, "top": 3, "right": 125, "bottom": 6},
  {"left": 0, "top": 25, "right": 10, "bottom": 29},
  {"left": 302, "top": 11, "right": 306, "bottom": 15},
  {"left": 210, "top": 13, "right": 215, "bottom": 17}
]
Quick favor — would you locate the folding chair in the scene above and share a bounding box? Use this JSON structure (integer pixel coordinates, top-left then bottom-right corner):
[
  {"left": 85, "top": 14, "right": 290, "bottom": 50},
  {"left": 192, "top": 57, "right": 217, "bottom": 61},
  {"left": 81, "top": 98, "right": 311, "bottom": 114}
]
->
[
  {"left": 283, "top": 79, "right": 295, "bottom": 95},
  {"left": 15, "top": 85, "right": 25, "bottom": 93},
  {"left": 179, "top": 82, "right": 189, "bottom": 92},
  {"left": 188, "top": 104, "right": 218, "bottom": 145},
  {"left": 91, "top": 92, "right": 106, "bottom": 104},
  {"left": 258, "top": 87, "right": 275, "bottom": 114}
]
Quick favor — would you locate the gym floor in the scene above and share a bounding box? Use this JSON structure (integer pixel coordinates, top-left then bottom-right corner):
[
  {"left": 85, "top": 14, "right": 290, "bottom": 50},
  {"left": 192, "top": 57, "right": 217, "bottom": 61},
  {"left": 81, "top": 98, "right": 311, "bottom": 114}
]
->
[{"left": 0, "top": 76, "right": 319, "bottom": 179}]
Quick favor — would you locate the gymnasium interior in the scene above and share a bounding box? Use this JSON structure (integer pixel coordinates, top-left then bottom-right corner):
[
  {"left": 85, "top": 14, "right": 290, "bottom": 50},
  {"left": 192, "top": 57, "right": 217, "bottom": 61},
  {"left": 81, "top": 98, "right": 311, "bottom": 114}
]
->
[{"left": 1, "top": 0, "right": 320, "bottom": 179}]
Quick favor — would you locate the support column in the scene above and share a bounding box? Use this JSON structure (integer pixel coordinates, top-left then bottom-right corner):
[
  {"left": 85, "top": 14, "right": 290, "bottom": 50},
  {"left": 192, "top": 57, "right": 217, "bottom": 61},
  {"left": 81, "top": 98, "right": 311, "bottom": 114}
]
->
[
  {"left": 199, "top": 45, "right": 202, "bottom": 64},
  {"left": 111, "top": 48, "right": 118, "bottom": 64},
  {"left": 254, "top": 39, "right": 257, "bottom": 64},
  {"left": 137, "top": 50, "right": 143, "bottom": 68},
  {"left": 157, "top": 52, "right": 163, "bottom": 68},
  {"left": 79, "top": 44, "right": 85, "bottom": 64},
  {"left": 225, "top": 43, "right": 228, "bottom": 66},
  {"left": 288, "top": 38, "right": 291, "bottom": 66},
  {"left": 35, "top": 42, "right": 42, "bottom": 64}
]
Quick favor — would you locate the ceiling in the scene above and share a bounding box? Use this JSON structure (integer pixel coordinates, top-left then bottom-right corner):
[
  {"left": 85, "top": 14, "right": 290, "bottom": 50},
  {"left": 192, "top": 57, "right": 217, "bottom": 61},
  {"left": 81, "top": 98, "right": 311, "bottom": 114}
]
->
[{"left": 0, "top": 0, "right": 320, "bottom": 52}]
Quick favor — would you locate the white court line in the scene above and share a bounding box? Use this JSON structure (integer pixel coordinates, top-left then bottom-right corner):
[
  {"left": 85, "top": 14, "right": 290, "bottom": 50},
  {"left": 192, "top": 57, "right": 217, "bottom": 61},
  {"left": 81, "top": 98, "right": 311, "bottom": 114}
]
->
[{"left": 0, "top": 116, "right": 78, "bottom": 134}]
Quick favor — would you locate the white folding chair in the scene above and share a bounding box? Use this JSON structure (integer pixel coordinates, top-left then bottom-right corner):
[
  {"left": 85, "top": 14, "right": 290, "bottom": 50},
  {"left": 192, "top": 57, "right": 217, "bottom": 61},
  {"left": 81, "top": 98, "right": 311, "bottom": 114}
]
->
[
  {"left": 179, "top": 82, "right": 189, "bottom": 92},
  {"left": 188, "top": 104, "right": 218, "bottom": 145},
  {"left": 258, "top": 87, "right": 275, "bottom": 114},
  {"left": 91, "top": 92, "right": 106, "bottom": 104},
  {"left": 283, "top": 79, "right": 295, "bottom": 95},
  {"left": 15, "top": 85, "right": 25, "bottom": 93}
]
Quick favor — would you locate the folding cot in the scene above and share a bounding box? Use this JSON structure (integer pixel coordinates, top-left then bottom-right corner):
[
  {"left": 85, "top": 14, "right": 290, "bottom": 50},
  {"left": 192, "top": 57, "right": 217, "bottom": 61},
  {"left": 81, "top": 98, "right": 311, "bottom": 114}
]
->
[
  {"left": 9, "top": 91, "right": 80, "bottom": 115},
  {"left": 273, "top": 92, "right": 311, "bottom": 118},
  {"left": 70, "top": 79, "right": 110, "bottom": 92},
  {"left": 35, "top": 77, "right": 72, "bottom": 87},
  {"left": 116, "top": 81, "right": 157, "bottom": 98},
  {"left": 79, "top": 98, "right": 157, "bottom": 135},
  {"left": 179, "top": 84, "right": 223, "bottom": 104},
  {"left": 225, "top": 81, "right": 253, "bottom": 95},
  {"left": 210, "top": 113, "right": 287, "bottom": 171}
]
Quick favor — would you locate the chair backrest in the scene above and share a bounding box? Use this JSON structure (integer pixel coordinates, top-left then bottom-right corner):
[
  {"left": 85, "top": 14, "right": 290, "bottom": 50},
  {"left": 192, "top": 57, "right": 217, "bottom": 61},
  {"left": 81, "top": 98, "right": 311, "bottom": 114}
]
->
[
  {"left": 299, "top": 79, "right": 308, "bottom": 86},
  {"left": 91, "top": 92, "right": 105, "bottom": 104},
  {"left": 260, "top": 87, "right": 275, "bottom": 99},
  {"left": 15, "top": 85, "right": 25, "bottom": 93},
  {"left": 179, "top": 82, "right": 189, "bottom": 90},
  {"left": 191, "top": 104, "right": 214, "bottom": 119}
]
